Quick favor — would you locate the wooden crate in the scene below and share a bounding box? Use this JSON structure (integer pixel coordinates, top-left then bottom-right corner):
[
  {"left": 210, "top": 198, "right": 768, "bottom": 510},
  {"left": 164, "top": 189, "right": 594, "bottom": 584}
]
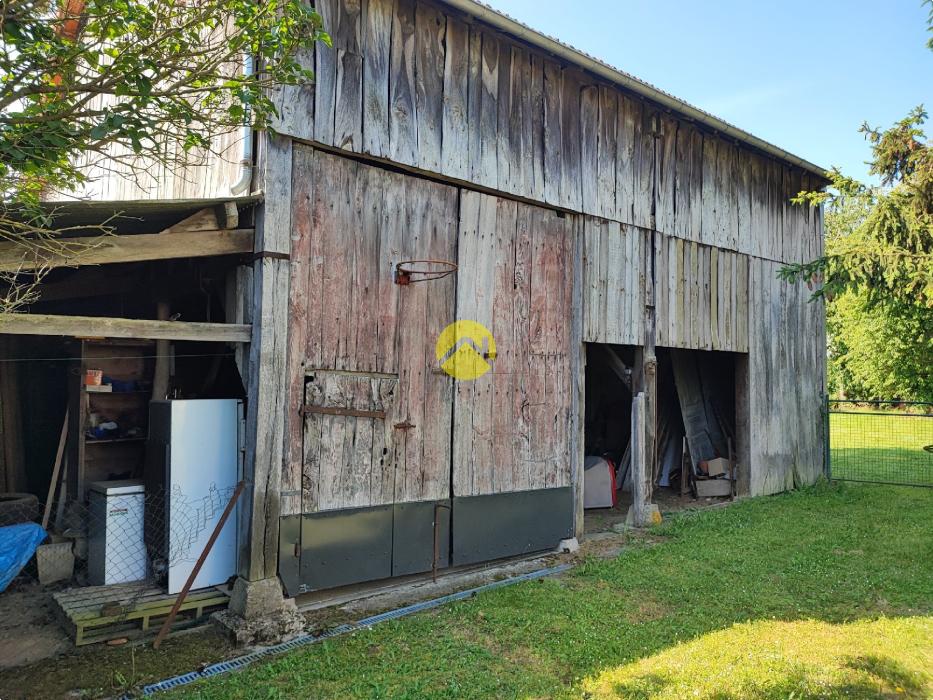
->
[{"left": 52, "top": 582, "right": 229, "bottom": 646}]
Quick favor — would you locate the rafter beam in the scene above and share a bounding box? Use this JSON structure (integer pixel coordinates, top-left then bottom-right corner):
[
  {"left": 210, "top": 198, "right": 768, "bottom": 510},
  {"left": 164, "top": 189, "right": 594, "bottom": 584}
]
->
[
  {"left": 0, "top": 228, "right": 253, "bottom": 273},
  {"left": 0, "top": 313, "right": 250, "bottom": 343}
]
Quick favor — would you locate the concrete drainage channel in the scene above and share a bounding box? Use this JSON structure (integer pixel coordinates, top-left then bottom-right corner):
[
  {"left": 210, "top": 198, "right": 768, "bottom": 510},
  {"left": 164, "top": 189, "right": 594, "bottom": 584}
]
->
[{"left": 127, "top": 563, "right": 572, "bottom": 698}]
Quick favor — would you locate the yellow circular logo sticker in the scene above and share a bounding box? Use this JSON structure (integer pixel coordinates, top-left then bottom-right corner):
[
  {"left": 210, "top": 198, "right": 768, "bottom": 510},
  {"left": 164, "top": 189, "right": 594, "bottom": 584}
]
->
[{"left": 435, "top": 320, "right": 497, "bottom": 380}]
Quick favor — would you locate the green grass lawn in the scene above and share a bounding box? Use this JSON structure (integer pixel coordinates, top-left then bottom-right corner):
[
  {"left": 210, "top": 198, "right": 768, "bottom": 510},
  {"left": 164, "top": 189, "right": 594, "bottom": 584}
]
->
[
  {"left": 174, "top": 482, "right": 933, "bottom": 700},
  {"left": 830, "top": 411, "right": 933, "bottom": 486}
]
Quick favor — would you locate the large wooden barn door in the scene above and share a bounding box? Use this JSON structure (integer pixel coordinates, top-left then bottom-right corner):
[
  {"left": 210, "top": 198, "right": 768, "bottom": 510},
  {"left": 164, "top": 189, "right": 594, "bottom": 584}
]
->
[
  {"left": 450, "top": 191, "right": 576, "bottom": 565},
  {"left": 283, "top": 148, "right": 458, "bottom": 592}
]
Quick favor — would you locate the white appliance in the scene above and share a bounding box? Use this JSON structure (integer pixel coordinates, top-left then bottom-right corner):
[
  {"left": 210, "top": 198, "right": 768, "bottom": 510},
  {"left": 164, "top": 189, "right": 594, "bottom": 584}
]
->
[
  {"left": 148, "top": 400, "right": 242, "bottom": 594},
  {"left": 88, "top": 480, "right": 147, "bottom": 585},
  {"left": 583, "top": 456, "right": 618, "bottom": 509}
]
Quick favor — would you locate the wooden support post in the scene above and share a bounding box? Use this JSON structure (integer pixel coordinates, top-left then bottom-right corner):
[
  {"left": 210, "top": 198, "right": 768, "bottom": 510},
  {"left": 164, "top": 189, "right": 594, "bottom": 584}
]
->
[
  {"left": 643, "top": 258, "right": 658, "bottom": 505},
  {"left": 152, "top": 302, "right": 171, "bottom": 401},
  {"left": 629, "top": 392, "right": 647, "bottom": 527},
  {"left": 643, "top": 115, "right": 660, "bottom": 505},
  {"left": 240, "top": 134, "right": 292, "bottom": 583},
  {"left": 571, "top": 217, "right": 586, "bottom": 539}
]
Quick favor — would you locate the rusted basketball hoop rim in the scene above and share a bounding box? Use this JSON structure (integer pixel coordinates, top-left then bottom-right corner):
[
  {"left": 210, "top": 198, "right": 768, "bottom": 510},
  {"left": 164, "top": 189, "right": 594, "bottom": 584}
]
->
[{"left": 394, "top": 259, "right": 458, "bottom": 285}]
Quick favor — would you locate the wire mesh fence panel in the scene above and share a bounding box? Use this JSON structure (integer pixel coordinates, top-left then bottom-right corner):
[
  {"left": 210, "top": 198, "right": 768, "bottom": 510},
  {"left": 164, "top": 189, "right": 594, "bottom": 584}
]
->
[{"left": 829, "top": 400, "right": 933, "bottom": 487}]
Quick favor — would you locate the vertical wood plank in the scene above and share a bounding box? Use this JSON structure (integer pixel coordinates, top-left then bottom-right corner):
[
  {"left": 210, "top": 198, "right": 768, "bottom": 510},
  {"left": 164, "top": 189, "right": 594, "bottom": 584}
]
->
[
  {"left": 529, "top": 54, "right": 546, "bottom": 202},
  {"left": 414, "top": 1, "right": 444, "bottom": 172},
  {"left": 334, "top": 0, "right": 363, "bottom": 151},
  {"left": 580, "top": 85, "right": 600, "bottom": 215},
  {"left": 441, "top": 15, "right": 469, "bottom": 178},
  {"left": 655, "top": 114, "right": 677, "bottom": 234},
  {"left": 632, "top": 103, "right": 654, "bottom": 229},
  {"left": 597, "top": 88, "right": 618, "bottom": 221},
  {"left": 560, "top": 69, "right": 583, "bottom": 210},
  {"left": 362, "top": 0, "right": 394, "bottom": 157},
  {"left": 314, "top": 0, "right": 338, "bottom": 146},
  {"left": 477, "top": 32, "right": 499, "bottom": 189},
  {"left": 388, "top": 0, "right": 417, "bottom": 165},
  {"left": 543, "top": 60, "right": 563, "bottom": 206},
  {"left": 615, "top": 94, "right": 636, "bottom": 224}
]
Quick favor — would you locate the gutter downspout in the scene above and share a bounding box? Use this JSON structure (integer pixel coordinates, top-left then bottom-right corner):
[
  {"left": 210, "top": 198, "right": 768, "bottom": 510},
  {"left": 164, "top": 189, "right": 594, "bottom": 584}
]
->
[{"left": 229, "top": 53, "right": 255, "bottom": 196}]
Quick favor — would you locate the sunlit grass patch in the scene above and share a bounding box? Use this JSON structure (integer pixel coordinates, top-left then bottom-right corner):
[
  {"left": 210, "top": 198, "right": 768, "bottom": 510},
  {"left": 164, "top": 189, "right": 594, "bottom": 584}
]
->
[
  {"left": 582, "top": 616, "right": 933, "bottom": 700},
  {"left": 170, "top": 483, "right": 932, "bottom": 700},
  {"left": 830, "top": 411, "right": 933, "bottom": 485}
]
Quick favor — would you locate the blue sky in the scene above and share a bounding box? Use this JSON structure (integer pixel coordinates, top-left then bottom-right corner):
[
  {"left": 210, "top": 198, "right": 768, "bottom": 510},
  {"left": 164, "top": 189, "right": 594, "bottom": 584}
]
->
[{"left": 485, "top": 0, "right": 932, "bottom": 183}]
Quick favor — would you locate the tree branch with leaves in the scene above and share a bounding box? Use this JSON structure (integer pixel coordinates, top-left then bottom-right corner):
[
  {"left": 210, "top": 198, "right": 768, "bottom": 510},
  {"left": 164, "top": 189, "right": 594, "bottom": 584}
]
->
[{"left": 0, "top": 0, "right": 330, "bottom": 311}]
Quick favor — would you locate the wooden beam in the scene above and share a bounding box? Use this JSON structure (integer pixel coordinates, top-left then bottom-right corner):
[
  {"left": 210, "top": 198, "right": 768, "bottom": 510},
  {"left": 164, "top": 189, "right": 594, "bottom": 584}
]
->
[
  {"left": 0, "top": 228, "right": 253, "bottom": 273},
  {"left": 0, "top": 313, "right": 250, "bottom": 343},
  {"left": 215, "top": 201, "right": 240, "bottom": 230},
  {"left": 601, "top": 345, "right": 632, "bottom": 391}
]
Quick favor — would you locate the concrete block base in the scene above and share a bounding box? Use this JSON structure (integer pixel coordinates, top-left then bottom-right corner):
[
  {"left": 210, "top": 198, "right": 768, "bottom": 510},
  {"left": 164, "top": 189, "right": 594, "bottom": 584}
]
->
[
  {"left": 228, "top": 576, "right": 288, "bottom": 620},
  {"left": 214, "top": 576, "right": 305, "bottom": 646},
  {"left": 555, "top": 537, "right": 580, "bottom": 554},
  {"left": 625, "top": 503, "right": 663, "bottom": 528}
]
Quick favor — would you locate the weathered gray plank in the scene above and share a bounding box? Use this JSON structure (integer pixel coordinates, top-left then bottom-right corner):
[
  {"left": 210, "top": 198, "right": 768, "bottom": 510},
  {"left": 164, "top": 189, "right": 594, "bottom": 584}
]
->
[
  {"left": 542, "top": 60, "right": 563, "bottom": 206},
  {"left": 655, "top": 114, "right": 677, "bottom": 234},
  {"left": 362, "top": 0, "right": 394, "bottom": 157},
  {"left": 560, "top": 69, "right": 583, "bottom": 210},
  {"left": 596, "top": 87, "right": 617, "bottom": 221},
  {"left": 334, "top": 0, "right": 363, "bottom": 151},
  {"left": 441, "top": 16, "right": 469, "bottom": 178},
  {"left": 388, "top": 0, "right": 417, "bottom": 165},
  {"left": 314, "top": 0, "right": 339, "bottom": 145},
  {"left": 580, "top": 85, "right": 599, "bottom": 215},
  {"left": 414, "top": 2, "right": 444, "bottom": 171}
]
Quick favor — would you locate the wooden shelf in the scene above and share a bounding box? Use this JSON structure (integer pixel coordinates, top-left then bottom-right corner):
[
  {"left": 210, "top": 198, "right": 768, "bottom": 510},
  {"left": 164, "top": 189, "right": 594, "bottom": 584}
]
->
[
  {"left": 71, "top": 339, "right": 156, "bottom": 499},
  {"left": 85, "top": 437, "right": 147, "bottom": 445}
]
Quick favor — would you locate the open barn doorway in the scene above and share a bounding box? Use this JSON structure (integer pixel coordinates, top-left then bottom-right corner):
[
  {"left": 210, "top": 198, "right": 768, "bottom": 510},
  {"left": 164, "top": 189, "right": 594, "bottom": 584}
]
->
[
  {"left": 582, "top": 343, "right": 635, "bottom": 533},
  {"left": 656, "top": 349, "right": 739, "bottom": 500},
  {"left": 583, "top": 344, "right": 746, "bottom": 534}
]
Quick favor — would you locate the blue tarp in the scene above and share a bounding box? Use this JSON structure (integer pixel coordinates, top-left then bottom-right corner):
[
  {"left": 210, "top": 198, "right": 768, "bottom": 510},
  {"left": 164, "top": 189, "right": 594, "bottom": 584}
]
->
[{"left": 0, "top": 522, "right": 47, "bottom": 592}]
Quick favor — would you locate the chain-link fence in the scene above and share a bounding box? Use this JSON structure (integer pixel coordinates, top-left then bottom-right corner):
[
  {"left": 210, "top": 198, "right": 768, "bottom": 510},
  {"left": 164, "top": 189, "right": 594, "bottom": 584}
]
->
[
  {"left": 828, "top": 400, "right": 933, "bottom": 487},
  {"left": 0, "top": 485, "right": 239, "bottom": 668}
]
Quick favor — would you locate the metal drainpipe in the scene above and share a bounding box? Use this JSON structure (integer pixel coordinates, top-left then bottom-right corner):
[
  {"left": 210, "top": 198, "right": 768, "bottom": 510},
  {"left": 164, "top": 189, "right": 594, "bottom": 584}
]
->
[{"left": 229, "top": 53, "right": 255, "bottom": 196}]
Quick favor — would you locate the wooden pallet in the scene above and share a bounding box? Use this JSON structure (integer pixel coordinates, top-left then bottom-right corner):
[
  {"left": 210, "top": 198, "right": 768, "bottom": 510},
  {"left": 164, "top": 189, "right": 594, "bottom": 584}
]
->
[{"left": 52, "top": 582, "right": 229, "bottom": 646}]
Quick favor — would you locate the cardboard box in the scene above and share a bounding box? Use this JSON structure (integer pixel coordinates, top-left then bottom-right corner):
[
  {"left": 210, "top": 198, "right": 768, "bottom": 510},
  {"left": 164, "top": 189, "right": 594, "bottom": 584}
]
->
[
  {"left": 704, "top": 457, "right": 731, "bottom": 477},
  {"left": 695, "top": 478, "right": 732, "bottom": 498}
]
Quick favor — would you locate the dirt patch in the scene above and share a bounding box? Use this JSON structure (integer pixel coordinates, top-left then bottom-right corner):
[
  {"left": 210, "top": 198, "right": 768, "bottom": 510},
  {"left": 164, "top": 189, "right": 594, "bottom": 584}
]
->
[
  {"left": 0, "top": 626, "right": 235, "bottom": 700},
  {"left": 0, "top": 583, "right": 71, "bottom": 670},
  {"left": 584, "top": 486, "right": 732, "bottom": 535}
]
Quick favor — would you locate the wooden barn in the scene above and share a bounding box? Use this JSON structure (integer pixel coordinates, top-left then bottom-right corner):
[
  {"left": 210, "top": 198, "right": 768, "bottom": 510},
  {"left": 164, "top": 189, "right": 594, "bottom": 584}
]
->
[{"left": 0, "top": 0, "right": 825, "bottom": 617}]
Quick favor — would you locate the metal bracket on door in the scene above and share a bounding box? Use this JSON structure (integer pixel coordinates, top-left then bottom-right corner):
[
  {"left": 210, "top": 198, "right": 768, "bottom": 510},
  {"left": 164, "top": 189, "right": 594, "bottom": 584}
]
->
[
  {"left": 300, "top": 405, "right": 387, "bottom": 419},
  {"left": 393, "top": 420, "right": 416, "bottom": 431}
]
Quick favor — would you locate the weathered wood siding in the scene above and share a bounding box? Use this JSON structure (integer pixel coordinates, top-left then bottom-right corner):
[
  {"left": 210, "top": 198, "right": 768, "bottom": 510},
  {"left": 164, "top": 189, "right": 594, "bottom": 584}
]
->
[
  {"left": 59, "top": 94, "right": 243, "bottom": 201},
  {"left": 582, "top": 226, "right": 749, "bottom": 353},
  {"left": 285, "top": 147, "right": 458, "bottom": 515},
  {"left": 581, "top": 218, "right": 645, "bottom": 346},
  {"left": 748, "top": 257, "right": 825, "bottom": 494},
  {"left": 653, "top": 234, "right": 749, "bottom": 353},
  {"left": 453, "top": 191, "right": 575, "bottom": 496},
  {"left": 275, "top": 0, "right": 822, "bottom": 265}
]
